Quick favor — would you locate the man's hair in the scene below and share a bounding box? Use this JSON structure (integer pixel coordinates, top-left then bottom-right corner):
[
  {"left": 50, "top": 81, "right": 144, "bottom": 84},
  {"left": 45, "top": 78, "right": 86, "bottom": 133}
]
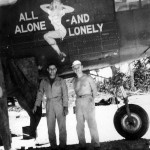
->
[
  {"left": 47, "top": 60, "right": 59, "bottom": 69},
  {"left": 47, "top": 63, "right": 57, "bottom": 69}
]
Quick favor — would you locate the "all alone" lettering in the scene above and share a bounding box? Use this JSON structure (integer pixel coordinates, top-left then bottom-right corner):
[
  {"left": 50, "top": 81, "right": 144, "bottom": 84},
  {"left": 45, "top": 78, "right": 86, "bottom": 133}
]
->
[{"left": 15, "top": 11, "right": 47, "bottom": 34}]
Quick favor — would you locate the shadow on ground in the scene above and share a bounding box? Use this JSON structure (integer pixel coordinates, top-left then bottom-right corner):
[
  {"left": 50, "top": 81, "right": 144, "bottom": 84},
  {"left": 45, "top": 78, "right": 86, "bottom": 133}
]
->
[{"left": 18, "top": 138, "right": 150, "bottom": 150}]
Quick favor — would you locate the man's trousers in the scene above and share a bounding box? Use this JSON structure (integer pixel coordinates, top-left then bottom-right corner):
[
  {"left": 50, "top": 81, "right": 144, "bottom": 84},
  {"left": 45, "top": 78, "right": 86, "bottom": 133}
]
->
[
  {"left": 76, "top": 96, "right": 100, "bottom": 148},
  {"left": 46, "top": 98, "right": 66, "bottom": 149}
]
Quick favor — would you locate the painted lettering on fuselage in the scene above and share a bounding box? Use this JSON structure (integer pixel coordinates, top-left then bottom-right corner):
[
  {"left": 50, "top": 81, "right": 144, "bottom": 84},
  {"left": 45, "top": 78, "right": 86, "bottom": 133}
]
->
[
  {"left": 68, "top": 14, "right": 103, "bottom": 36},
  {"left": 15, "top": 11, "right": 46, "bottom": 34}
]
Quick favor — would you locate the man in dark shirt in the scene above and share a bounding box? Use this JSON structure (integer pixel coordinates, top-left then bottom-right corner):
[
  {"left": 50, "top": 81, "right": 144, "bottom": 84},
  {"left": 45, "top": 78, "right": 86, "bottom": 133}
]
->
[{"left": 33, "top": 64, "right": 69, "bottom": 150}]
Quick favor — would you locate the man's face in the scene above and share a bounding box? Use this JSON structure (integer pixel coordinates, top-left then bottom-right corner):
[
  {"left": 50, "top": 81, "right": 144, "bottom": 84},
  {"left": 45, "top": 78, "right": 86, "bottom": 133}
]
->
[
  {"left": 72, "top": 64, "right": 82, "bottom": 75},
  {"left": 47, "top": 65, "right": 57, "bottom": 79}
]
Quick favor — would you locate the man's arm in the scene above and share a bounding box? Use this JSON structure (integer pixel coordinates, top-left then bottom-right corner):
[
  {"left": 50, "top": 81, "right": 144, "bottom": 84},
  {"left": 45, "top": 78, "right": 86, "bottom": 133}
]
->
[
  {"left": 88, "top": 76, "right": 97, "bottom": 99},
  {"left": 61, "top": 79, "right": 69, "bottom": 107},
  {"left": 33, "top": 80, "right": 45, "bottom": 113}
]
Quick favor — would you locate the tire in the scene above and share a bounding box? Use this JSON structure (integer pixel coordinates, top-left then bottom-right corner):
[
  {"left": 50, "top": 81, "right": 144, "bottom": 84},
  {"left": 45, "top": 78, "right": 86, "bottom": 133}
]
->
[{"left": 114, "top": 104, "right": 149, "bottom": 140}]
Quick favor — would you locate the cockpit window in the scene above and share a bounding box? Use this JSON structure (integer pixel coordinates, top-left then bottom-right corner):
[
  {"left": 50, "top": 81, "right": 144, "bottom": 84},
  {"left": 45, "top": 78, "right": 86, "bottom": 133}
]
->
[{"left": 115, "top": 0, "right": 150, "bottom": 12}]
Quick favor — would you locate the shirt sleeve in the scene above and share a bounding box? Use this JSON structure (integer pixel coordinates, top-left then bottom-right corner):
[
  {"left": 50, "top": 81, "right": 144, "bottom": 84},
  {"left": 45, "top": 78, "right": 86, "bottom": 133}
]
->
[
  {"left": 61, "top": 79, "right": 69, "bottom": 107},
  {"left": 88, "top": 76, "right": 97, "bottom": 99},
  {"left": 35, "top": 80, "right": 45, "bottom": 107}
]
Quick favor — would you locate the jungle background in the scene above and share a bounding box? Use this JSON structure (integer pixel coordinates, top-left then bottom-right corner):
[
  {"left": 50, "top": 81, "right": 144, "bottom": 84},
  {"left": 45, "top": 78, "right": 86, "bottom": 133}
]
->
[{"left": 95, "top": 56, "right": 150, "bottom": 95}]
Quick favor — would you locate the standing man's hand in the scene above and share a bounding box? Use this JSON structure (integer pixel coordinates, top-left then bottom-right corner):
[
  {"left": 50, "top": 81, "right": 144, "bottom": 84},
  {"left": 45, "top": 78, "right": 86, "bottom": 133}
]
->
[
  {"left": 32, "top": 105, "right": 37, "bottom": 113},
  {"left": 63, "top": 107, "right": 68, "bottom": 116}
]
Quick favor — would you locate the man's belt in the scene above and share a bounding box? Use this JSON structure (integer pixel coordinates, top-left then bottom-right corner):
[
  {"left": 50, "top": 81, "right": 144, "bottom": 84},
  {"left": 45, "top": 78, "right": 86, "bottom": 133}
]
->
[
  {"left": 47, "top": 96, "right": 62, "bottom": 100},
  {"left": 77, "top": 94, "right": 92, "bottom": 98}
]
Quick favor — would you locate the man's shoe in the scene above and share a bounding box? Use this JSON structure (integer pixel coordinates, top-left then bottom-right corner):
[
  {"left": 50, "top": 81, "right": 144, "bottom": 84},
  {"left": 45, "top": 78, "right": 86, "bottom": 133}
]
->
[
  {"left": 51, "top": 147, "right": 58, "bottom": 150},
  {"left": 94, "top": 146, "right": 100, "bottom": 150},
  {"left": 59, "top": 147, "right": 67, "bottom": 150},
  {"left": 51, "top": 146, "right": 58, "bottom": 150},
  {"left": 80, "top": 147, "right": 86, "bottom": 150},
  {"left": 59, "top": 145, "right": 67, "bottom": 150}
]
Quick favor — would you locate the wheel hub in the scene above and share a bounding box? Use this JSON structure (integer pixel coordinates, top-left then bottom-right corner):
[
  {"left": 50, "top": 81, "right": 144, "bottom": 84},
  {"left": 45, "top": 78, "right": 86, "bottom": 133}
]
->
[{"left": 121, "top": 113, "right": 142, "bottom": 133}]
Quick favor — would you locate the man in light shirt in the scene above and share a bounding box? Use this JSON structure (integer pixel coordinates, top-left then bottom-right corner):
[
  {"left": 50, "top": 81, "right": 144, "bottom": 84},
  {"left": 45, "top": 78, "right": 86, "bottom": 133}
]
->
[{"left": 72, "top": 60, "right": 100, "bottom": 150}]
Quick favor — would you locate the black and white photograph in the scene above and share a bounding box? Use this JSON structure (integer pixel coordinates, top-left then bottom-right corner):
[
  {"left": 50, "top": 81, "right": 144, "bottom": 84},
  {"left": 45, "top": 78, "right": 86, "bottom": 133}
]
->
[{"left": 0, "top": 0, "right": 150, "bottom": 150}]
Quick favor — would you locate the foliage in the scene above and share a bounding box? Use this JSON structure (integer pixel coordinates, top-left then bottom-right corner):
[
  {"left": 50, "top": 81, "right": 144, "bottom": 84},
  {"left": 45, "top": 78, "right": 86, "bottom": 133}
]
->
[
  {"left": 134, "top": 58, "right": 150, "bottom": 92},
  {"left": 96, "top": 57, "right": 150, "bottom": 94},
  {"left": 96, "top": 72, "right": 130, "bottom": 99}
]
